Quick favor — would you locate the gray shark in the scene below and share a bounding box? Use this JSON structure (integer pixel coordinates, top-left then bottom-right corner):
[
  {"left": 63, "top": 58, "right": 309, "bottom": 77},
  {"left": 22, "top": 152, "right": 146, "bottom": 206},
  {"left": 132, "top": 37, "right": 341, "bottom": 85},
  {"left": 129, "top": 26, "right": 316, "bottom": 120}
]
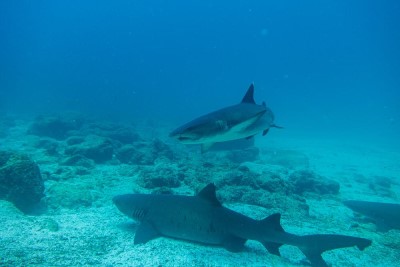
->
[
  {"left": 169, "top": 84, "right": 281, "bottom": 152},
  {"left": 114, "top": 183, "right": 371, "bottom": 267},
  {"left": 344, "top": 200, "right": 400, "bottom": 231}
]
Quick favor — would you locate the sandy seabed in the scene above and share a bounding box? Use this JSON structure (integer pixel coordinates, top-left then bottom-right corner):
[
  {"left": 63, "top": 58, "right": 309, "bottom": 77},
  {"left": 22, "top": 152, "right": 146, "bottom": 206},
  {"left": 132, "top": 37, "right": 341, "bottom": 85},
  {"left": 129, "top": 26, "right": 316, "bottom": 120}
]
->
[{"left": 1, "top": 116, "right": 399, "bottom": 267}]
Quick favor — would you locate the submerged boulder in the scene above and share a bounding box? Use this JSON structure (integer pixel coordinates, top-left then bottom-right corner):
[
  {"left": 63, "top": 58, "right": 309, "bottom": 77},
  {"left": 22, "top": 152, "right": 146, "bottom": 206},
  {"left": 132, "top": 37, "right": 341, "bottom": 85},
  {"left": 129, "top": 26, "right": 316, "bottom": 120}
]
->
[
  {"left": 83, "top": 122, "right": 141, "bottom": 144},
  {"left": 150, "top": 138, "right": 174, "bottom": 161},
  {"left": 116, "top": 139, "right": 174, "bottom": 165},
  {"left": 225, "top": 147, "right": 260, "bottom": 163},
  {"left": 137, "top": 163, "right": 184, "bottom": 189},
  {"left": 216, "top": 167, "right": 288, "bottom": 194},
  {"left": 115, "top": 144, "right": 145, "bottom": 164},
  {"left": 264, "top": 150, "right": 309, "bottom": 169},
  {"left": 61, "top": 154, "right": 95, "bottom": 169},
  {"left": 368, "top": 175, "right": 396, "bottom": 198},
  {"left": 0, "top": 151, "right": 45, "bottom": 213},
  {"left": 64, "top": 135, "right": 114, "bottom": 163},
  {"left": 34, "top": 138, "right": 60, "bottom": 156},
  {"left": 288, "top": 170, "right": 340, "bottom": 195},
  {"left": 28, "top": 113, "right": 85, "bottom": 140},
  {"left": 46, "top": 182, "right": 98, "bottom": 210},
  {"left": 216, "top": 169, "right": 260, "bottom": 189}
]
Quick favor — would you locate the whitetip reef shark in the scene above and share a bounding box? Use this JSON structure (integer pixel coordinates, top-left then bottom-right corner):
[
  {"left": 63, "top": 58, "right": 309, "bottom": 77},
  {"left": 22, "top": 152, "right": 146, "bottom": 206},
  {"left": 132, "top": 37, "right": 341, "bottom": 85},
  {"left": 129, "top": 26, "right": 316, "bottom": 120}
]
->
[
  {"left": 114, "top": 183, "right": 372, "bottom": 267},
  {"left": 169, "top": 84, "right": 282, "bottom": 152}
]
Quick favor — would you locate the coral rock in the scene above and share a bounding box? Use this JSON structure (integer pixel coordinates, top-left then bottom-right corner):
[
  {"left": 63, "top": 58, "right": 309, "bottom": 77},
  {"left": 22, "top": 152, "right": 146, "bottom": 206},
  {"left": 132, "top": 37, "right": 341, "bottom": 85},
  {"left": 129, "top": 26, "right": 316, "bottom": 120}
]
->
[
  {"left": 28, "top": 113, "right": 85, "bottom": 140},
  {"left": 289, "top": 170, "right": 340, "bottom": 195},
  {"left": 0, "top": 151, "right": 45, "bottom": 213},
  {"left": 64, "top": 135, "right": 114, "bottom": 163}
]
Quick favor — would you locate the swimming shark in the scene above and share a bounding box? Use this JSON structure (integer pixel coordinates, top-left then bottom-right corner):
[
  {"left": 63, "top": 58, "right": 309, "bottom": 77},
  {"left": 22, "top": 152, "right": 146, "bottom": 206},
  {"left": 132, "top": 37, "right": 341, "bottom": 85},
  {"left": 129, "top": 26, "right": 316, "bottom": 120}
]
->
[
  {"left": 169, "top": 84, "right": 281, "bottom": 152},
  {"left": 114, "top": 183, "right": 371, "bottom": 266},
  {"left": 344, "top": 200, "right": 400, "bottom": 231}
]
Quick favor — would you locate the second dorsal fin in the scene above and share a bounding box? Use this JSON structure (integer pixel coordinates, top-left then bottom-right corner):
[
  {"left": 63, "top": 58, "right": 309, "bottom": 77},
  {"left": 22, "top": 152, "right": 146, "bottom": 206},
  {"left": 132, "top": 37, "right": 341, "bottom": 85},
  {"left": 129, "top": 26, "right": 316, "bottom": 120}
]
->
[{"left": 241, "top": 83, "right": 255, "bottom": 104}]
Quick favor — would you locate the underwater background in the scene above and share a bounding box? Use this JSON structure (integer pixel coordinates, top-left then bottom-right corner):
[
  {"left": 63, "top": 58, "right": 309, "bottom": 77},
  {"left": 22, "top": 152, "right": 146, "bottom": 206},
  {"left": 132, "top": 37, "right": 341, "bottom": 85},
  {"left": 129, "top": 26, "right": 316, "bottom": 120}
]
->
[{"left": 0, "top": 0, "right": 399, "bottom": 266}]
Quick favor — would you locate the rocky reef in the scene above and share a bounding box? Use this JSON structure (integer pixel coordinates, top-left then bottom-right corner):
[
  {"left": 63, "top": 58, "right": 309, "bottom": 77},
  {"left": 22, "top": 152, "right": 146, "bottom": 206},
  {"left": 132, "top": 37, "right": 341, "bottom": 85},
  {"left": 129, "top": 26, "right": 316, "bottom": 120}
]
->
[{"left": 1, "top": 112, "right": 398, "bottom": 267}]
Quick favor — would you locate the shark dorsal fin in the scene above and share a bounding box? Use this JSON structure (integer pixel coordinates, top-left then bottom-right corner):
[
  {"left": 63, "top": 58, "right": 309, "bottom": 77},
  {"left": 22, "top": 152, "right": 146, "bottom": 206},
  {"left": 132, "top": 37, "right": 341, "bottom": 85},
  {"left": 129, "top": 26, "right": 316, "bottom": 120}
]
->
[
  {"left": 197, "top": 183, "right": 221, "bottom": 206},
  {"left": 241, "top": 83, "right": 255, "bottom": 104}
]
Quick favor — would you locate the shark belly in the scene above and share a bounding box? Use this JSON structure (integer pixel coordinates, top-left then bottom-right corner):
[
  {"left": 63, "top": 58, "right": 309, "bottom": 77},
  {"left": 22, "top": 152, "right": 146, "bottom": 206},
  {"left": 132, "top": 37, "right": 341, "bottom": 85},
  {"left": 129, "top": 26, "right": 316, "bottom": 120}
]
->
[{"left": 186, "top": 114, "right": 272, "bottom": 145}]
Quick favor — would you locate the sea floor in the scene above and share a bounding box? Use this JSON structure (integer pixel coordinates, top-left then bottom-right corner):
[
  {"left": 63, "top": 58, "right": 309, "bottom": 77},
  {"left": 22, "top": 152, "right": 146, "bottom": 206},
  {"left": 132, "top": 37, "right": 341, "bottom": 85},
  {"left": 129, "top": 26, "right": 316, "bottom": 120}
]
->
[{"left": 0, "top": 114, "right": 399, "bottom": 267}]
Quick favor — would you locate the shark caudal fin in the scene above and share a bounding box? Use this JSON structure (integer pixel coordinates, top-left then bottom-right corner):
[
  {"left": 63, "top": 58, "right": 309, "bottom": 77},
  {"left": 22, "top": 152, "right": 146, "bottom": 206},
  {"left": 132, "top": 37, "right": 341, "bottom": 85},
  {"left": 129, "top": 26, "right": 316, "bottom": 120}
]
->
[
  {"left": 258, "top": 214, "right": 372, "bottom": 267},
  {"left": 298, "top": 234, "right": 372, "bottom": 267}
]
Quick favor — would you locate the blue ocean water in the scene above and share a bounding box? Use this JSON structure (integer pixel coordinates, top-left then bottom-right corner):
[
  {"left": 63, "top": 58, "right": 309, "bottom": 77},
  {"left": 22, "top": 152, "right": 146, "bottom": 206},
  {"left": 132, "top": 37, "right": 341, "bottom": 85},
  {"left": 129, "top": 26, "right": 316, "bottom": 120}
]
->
[
  {"left": 1, "top": 0, "right": 399, "bottom": 145},
  {"left": 1, "top": 2, "right": 400, "bottom": 266}
]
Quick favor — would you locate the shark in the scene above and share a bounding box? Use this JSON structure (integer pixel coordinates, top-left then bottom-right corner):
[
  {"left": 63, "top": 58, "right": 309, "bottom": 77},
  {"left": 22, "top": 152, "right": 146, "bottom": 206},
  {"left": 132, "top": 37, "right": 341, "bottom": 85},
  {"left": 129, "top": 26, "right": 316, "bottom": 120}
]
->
[
  {"left": 169, "top": 84, "right": 281, "bottom": 152},
  {"left": 113, "top": 183, "right": 372, "bottom": 267},
  {"left": 344, "top": 200, "right": 400, "bottom": 231}
]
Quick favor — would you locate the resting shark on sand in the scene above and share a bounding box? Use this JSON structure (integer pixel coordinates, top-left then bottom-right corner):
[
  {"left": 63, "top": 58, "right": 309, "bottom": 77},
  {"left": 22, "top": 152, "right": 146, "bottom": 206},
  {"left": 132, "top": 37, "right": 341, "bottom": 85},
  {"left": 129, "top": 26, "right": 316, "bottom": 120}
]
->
[
  {"left": 169, "top": 84, "right": 281, "bottom": 152},
  {"left": 114, "top": 183, "right": 372, "bottom": 267},
  {"left": 344, "top": 200, "right": 400, "bottom": 231}
]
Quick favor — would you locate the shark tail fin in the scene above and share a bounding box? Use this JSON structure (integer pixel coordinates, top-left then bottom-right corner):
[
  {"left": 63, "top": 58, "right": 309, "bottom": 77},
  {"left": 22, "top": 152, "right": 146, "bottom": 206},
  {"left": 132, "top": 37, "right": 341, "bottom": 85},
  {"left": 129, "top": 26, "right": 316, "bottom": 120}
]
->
[
  {"left": 259, "top": 214, "right": 372, "bottom": 267},
  {"left": 259, "top": 213, "right": 285, "bottom": 256},
  {"left": 298, "top": 234, "right": 372, "bottom": 267}
]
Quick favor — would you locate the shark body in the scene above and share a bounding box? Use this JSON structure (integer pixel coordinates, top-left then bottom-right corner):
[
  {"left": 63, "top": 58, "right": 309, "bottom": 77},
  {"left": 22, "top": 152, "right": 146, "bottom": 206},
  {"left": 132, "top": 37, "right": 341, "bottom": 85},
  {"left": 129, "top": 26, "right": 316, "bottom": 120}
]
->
[
  {"left": 344, "top": 200, "right": 400, "bottom": 231},
  {"left": 114, "top": 183, "right": 371, "bottom": 266},
  {"left": 169, "top": 84, "right": 280, "bottom": 151}
]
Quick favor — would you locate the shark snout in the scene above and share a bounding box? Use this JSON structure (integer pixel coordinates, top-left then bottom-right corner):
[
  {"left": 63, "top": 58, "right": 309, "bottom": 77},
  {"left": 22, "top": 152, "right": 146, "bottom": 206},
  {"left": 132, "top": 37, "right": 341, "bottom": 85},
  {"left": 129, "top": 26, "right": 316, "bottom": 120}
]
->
[
  {"left": 113, "top": 195, "right": 122, "bottom": 211},
  {"left": 169, "top": 127, "right": 186, "bottom": 138},
  {"left": 169, "top": 131, "right": 177, "bottom": 138},
  {"left": 169, "top": 130, "right": 182, "bottom": 140},
  {"left": 113, "top": 194, "right": 149, "bottom": 219},
  {"left": 113, "top": 195, "right": 131, "bottom": 216}
]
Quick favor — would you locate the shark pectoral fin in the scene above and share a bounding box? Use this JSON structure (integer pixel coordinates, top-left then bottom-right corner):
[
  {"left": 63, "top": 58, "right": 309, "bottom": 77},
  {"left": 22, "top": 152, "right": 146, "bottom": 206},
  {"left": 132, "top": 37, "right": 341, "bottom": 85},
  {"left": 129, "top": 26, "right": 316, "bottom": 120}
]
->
[
  {"left": 222, "top": 235, "right": 246, "bottom": 252},
  {"left": 262, "top": 129, "right": 270, "bottom": 136},
  {"left": 259, "top": 213, "right": 284, "bottom": 256},
  {"left": 134, "top": 221, "right": 159, "bottom": 244},
  {"left": 246, "top": 135, "right": 255, "bottom": 140},
  {"left": 231, "top": 111, "right": 266, "bottom": 134},
  {"left": 201, "top": 143, "right": 214, "bottom": 153},
  {"left": 262, "top": 242, "right": 282, "bottom": 256},
  {"left": 301, "top": 250, "right": 327, "bottom": 267},
  {"left": 271, "top": 124, "right": 284, "bottom": 129}
]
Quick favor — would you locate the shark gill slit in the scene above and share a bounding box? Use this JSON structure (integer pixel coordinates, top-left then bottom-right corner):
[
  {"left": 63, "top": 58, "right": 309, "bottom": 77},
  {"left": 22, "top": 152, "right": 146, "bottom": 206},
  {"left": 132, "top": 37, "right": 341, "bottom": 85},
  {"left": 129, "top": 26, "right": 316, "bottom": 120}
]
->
[{"left": 132, "top": 209, "right": 146, "bottom": 220}]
